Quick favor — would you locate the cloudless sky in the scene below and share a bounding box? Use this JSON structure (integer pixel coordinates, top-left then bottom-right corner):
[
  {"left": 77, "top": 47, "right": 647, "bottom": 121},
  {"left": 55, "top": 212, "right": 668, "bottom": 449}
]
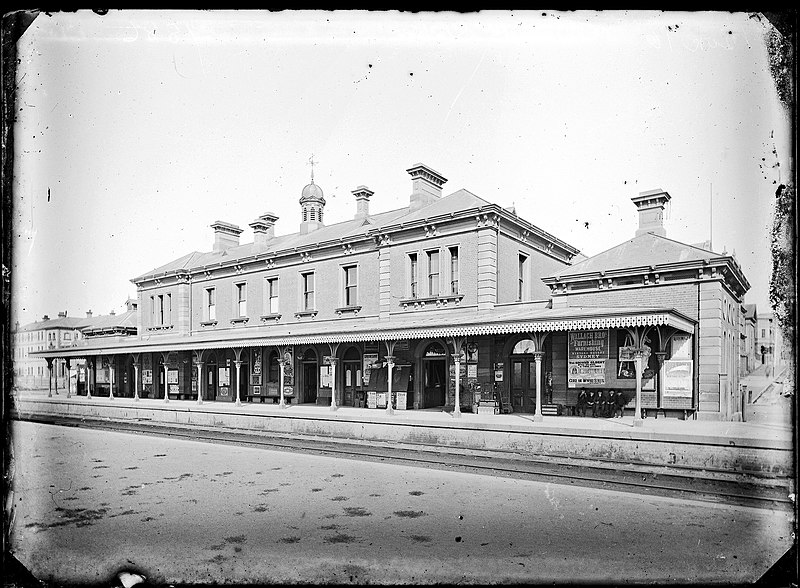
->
[{"left": 11, "top": 10, "right": 791, "bottom": 325}]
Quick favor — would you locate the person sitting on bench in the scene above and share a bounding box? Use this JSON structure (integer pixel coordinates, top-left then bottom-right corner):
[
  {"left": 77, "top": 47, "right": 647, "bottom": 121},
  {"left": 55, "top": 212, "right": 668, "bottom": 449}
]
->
[{"left": 587, "top": 390, "right": 597, "bottom": 417}]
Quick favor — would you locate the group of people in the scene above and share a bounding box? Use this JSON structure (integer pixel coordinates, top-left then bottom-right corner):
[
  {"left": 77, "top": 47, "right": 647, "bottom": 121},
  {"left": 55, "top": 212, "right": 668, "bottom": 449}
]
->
[{"left": 576, "top": 389, "right": 626, "bottom": 418}]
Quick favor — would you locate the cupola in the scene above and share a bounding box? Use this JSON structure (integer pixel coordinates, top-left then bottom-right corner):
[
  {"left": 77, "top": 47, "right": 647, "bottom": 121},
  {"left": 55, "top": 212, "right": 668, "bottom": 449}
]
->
[{"left": 300, "top": 159, "right": 326, "bottom": 234}]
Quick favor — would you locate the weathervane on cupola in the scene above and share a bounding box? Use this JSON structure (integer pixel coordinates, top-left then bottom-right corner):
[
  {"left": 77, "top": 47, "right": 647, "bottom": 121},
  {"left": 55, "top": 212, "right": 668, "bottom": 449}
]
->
[{"left": 299, "top": 153, "right": 326, "bottom": 235}]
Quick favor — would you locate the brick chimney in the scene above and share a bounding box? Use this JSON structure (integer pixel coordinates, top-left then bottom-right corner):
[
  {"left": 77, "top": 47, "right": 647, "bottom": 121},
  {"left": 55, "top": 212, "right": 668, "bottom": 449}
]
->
[
  {"left": 408, "top": 163, "right": 447, "bottom": 212},
  {"left": 110, "top": 309, "right": 116, "bottom": 316},
  {"left": 352, "top": 186, "right": 373, "bottom": 219},
  {"left": 58, "top": 311, "right": 67, "bottom": 318},
  {"left": 631, "top": 189, "right": 671, "bottom": 237},
  {"left": 86, "top": 310, "right": 93, "bottom": 318},
  {"left": 42, "top": 315, "right": 50, "bottom": 321},
  {"left": 249, "top": 212, "right": 279, "bottom": 246},
  {"left": 211, "top": 221, "right": 243, "bottom": 252}
]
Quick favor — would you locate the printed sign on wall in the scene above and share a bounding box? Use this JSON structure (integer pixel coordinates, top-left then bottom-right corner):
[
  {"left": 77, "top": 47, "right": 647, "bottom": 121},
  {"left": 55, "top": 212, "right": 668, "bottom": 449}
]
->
[
  {"left": 664, "top": 360, "right": 693, "bottom": 397},
  {"left": 567, "top": 360, "right": 606, "bottom": 387},
  {"left": 568, "top": 330, "right": 609, "bottom": 359},
  {"left": 142, "top": 369, "right": 152, "bottom": 385},
  {"left": 167, "top": 369, "right": 179, "bottom": 384}
]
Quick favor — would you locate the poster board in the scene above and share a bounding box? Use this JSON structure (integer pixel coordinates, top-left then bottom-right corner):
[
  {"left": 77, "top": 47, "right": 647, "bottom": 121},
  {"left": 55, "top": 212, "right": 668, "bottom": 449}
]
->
[
  {"left": 664, "top": 360, "right": 693, "bottom": 397},
  {"left": 568, "top": 330, "right": 608, "bottom": 387},
  {"left": 363, "top": 353, "right": 379, "bottom": 385}
]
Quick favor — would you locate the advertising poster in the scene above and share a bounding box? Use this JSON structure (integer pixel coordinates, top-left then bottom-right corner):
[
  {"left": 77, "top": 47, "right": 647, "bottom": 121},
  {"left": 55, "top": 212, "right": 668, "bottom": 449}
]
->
[
  {"left": 168, "top": 384, "right": 179, "bottom": 394},
  {"left": 252, "top": 385, "right": 261, "bottom": 395},
  {"left": 363, "top": 353, "right": 379, "bottom": 385},
  {"left": 283, "top": 350, "right": 294, "bottom": 386},
  {"left": 568, "top": 330, "right": 608, "bottom": 387},
  {"left": 568, "top": 330, "right": 608, "bottom": 359},
  {"left": 367, "top": 390, "right": 377, "bottom": 408},
  {"left": 219, "top": 367, "right": 230, "bottom": 386},
  {"left": 167, "top": 369, "right": 179, "bottom": 384},
  {"left": 396, "top": 391, "right": 407, "bottom": 410},
  {"left": 252, "top": 348, "right": 262, "bottom": 375},
  {"left": 567, "top": 360, "right": 606, "bottom": 387},
  {"left": 142, "top": 369, "right": 152, "bottom": 385},
  {"left": 664, "top": 360, "right": 693, "bottom": 397},
  {"left": 320, "top": 365, "right": 332, "bottom": 388}
]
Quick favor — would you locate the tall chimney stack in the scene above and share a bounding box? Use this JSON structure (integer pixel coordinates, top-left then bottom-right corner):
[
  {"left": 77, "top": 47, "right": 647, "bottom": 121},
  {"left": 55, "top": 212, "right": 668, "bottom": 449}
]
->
[
  {"left": 352, "top": 186, "right": 373, "bottom": 219},
  {"left": 86, "top": 310, "right": 93, "bottom": 318},
  {"left": 631, "top": 189, "right": 671, "bottom": 238},
  {"left": 250, "top": 212, "right": 279, "bottom": 246},
  {"left": 407, "top": 163, "right": 447, "bottom": 212},
  {"left": 211, "top": 221, "right": 243, "bottom": 252}
]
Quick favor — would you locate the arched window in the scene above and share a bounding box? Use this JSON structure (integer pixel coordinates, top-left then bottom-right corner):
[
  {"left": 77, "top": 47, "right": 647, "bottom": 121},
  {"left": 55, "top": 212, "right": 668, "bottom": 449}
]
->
[
  {"left": 424, "top": 342, "right": 446, "bottom": 357},
  {"left": 343, "top": 346, "right": 360, "bottom": 361},
  {"left": 512, "top": 339, "right": 537, "bottom": 354},
  {"left": 302, "top": 348, "right": 317, "bottom": 361}
]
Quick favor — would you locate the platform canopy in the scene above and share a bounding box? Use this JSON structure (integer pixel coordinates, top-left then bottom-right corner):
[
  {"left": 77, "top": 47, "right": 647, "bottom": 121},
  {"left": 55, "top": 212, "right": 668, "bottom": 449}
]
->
[{"left": 35, "top": 304, "right": 695, "bottom": 359}]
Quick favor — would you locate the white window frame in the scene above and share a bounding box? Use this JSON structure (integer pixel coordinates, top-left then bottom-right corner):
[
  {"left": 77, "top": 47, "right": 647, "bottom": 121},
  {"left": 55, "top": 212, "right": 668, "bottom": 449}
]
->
[
  {"left": 408, "top": 252, "right": 419, "bottom": 299},
  {"left": 235, "top": 282, "right": 247, "bottom": 317},
  {"left": 265, "top": 277, "right": 279, "bottom": 315},
  {"left": 301, "top": 271, "right": 316, "bottom": 311},
  {"left": 427, "top": 249, "right": 440, "bottom": 298},
  {"left": 448, "top": 245, "right": 460, "bottom": 295},
  {"left": 342, "top": 264, "right": 358, "bottom": 307},
  {"left": 206, "top": 287, "right": 216, "bottom": 321},
  {"left": 518, "top": 253, "right": 529, "bottom": 302}
]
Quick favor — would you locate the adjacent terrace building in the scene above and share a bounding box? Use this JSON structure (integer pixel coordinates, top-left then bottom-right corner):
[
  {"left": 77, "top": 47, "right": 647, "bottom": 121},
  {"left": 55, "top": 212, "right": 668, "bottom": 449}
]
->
[{"left": 36, "top": 164, "right": 751, "bottom": 422}]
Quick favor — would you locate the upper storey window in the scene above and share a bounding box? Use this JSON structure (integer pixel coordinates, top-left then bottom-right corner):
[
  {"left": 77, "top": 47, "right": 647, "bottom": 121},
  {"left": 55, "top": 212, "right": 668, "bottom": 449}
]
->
[
  {"left": 206, "top": 287, "right": 216, "bottom": 321},
  {"left": 236, "top": 283, "right": 247, "bottom": 317},
  {"left": 518, "top": 254, "right": 528, "bottom": 301},
  {"left": 343, "top": 265, "right": 358, "bottom": 307},
  {"left": 449, "top": 246, "right": 459, "bottom": 295},
  {"left": 302, "top": 272, "right": 315, "bottom": 311},
  {"left": 409, "top": 253, "right": 419, "bottom": 299},
  {"left": 427, "top": 250, "right": 440, "bottom": 297},
  {"left": 266, "top": 278, "right": 279, "bottom": 314}
]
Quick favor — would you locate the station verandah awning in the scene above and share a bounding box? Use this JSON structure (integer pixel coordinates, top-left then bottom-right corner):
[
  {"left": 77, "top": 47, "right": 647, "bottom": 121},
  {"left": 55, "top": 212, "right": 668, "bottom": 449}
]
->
[{"left": 33, "top": 304, "right": 696, "bottom": 361}]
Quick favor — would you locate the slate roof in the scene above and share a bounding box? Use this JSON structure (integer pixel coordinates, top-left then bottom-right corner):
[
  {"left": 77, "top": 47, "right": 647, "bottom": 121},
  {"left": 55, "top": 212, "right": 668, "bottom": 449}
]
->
[
  {"left": 548, "top": 232, "right": 725, "bottom": 278},
  {"left": 82, "top": 310, "right": 137, "bottom": 332},
  {"left": 133, "top": 188, "right": 573, "bottom": 282},
  {"left": 15, "top": 316, "right": 90, "bottom": 332},
  {"left": 743, "top": 304, "right": 758, "bottom": 320}
]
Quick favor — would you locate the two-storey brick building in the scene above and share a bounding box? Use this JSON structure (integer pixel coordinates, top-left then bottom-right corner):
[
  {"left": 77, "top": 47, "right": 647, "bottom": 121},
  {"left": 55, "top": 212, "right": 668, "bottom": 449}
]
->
[{"left": 37, "top": 164, "right": 750, "bottom": 421}]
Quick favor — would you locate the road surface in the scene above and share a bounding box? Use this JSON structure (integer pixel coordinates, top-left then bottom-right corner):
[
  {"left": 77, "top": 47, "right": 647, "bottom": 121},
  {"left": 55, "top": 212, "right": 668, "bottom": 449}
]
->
[{"left": 8, "top": 420, "right": 793, "bottom": 585}]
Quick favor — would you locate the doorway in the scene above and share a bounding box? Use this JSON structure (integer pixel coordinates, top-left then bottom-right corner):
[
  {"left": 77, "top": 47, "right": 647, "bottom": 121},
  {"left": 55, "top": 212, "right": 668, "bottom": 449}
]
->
[
  {"left": 422, "top": 342, "right": 447, "bottom": 408},
  {"left": 342, "top": 346, "right": 362, "bottom": 407},
  {"left": 510, "top": 339, "right": 539, "bottom": 413},
  {"left": 301, "top": 348, "right": 318, "bottom": 404}
]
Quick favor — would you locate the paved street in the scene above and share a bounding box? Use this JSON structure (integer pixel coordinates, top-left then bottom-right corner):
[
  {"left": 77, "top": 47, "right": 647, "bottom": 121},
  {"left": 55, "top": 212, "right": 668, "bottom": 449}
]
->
[{"left": 9, "top": 420, "right": 793, "bottom": 585}]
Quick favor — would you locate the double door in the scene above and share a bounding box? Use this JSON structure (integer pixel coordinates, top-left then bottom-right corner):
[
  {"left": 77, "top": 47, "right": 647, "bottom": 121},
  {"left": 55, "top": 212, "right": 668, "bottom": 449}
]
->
[{"left": 510, "top": 356, "right": 539, "bottom": 413}]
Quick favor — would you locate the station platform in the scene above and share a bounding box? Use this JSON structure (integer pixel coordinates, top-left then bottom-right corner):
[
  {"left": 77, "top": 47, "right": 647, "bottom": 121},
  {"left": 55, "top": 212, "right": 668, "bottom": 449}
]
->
[{"left": 10, "top": 391, "right": 794, "bottom": 478}]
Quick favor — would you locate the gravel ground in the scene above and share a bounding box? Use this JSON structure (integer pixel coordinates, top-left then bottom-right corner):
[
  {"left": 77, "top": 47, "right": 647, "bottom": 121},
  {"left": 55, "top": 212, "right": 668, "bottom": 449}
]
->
[{"left": 8, "top": 420, "right": 793, "bottom": 585}]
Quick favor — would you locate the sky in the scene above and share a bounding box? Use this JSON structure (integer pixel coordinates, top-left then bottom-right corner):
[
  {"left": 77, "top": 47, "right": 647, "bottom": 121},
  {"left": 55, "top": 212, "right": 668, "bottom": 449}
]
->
[{"left": 10, "top": 10, "right": 792, "bottom": 326}]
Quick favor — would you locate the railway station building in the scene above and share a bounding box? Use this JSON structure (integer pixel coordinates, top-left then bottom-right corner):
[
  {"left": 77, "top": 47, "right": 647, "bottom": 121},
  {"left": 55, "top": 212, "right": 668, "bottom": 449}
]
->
[{"left": 35, "top": 163, "right": 750, "bottom": 421}]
